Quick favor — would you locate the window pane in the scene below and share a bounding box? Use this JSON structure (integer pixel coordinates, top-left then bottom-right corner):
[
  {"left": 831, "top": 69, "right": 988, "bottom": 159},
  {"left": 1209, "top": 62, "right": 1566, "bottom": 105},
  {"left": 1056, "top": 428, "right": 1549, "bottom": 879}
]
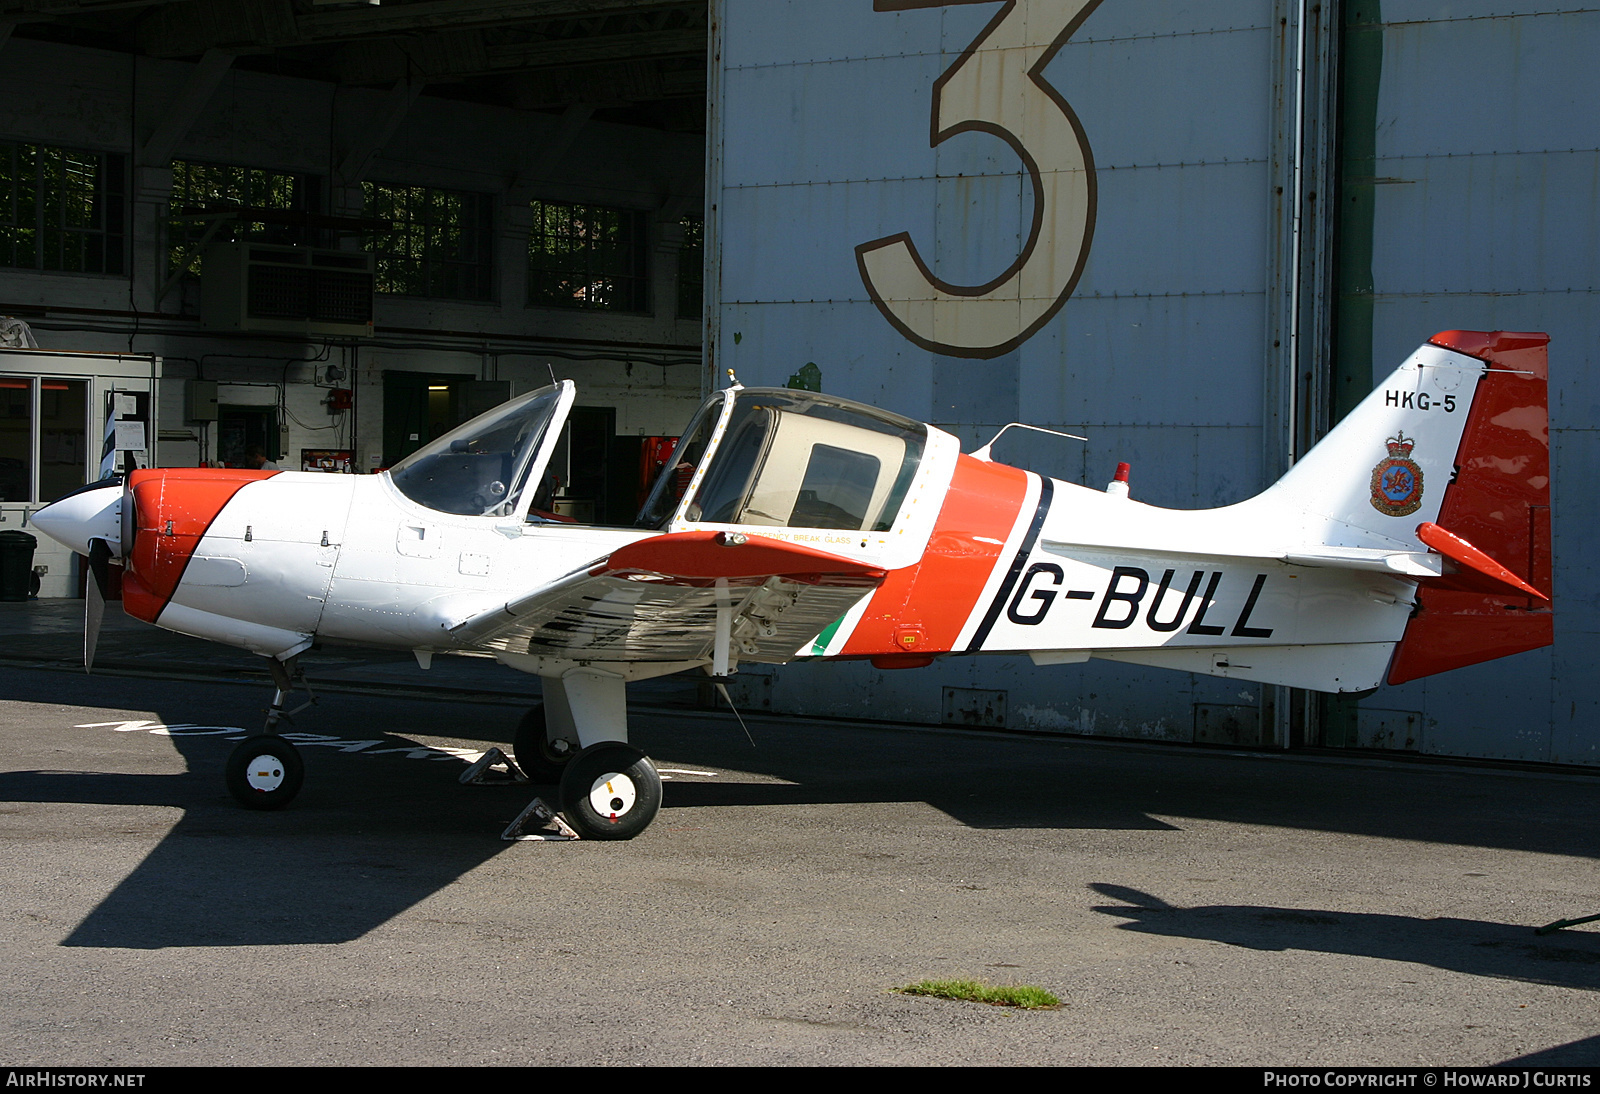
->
[
  {"left": 687, "top": 391, "right": 927, "bottom": 533},
  {"left": 678, "top": 212, "right": 703, "bottom": 319},
  {"left": 362, "top": 182, "right": 493, "bottom": 301},
  {"left": 390, "top": 386, "right": 564, "bottom": 517},
  {"left": 38, "top": 379, "right": 86, "bottom": 502},
  {"left": 527, "top": 200, "right": 647, "bottom": 312},
  {"left": 0, "top": 142, "right": 123, "bottom": 275},
  {"left": 168, "top": 159, "right": 309, "bottom": 279},
  {"left": 0, "top": 379, "right": 31, "bottom": 502}
]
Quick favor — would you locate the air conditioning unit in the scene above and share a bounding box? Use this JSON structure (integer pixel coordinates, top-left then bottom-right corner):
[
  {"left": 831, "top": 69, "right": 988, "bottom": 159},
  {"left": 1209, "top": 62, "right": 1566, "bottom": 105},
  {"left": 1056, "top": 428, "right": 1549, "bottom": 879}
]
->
[{"left": 201, "top": 242, "right": 375, "bottom": 337}]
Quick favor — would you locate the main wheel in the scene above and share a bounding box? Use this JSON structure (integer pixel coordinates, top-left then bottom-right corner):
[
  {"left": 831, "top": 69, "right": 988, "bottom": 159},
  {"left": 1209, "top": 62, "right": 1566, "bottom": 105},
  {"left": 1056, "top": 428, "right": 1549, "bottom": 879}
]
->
[
  {"left": 225, "top": 734, "right": 304, "bottom": 810},
  {"left": 559, "top": 742, "right": 662, "bottom": 841},
  {"left": 513, "top": 704, "right": 575, "bottom": 783}
]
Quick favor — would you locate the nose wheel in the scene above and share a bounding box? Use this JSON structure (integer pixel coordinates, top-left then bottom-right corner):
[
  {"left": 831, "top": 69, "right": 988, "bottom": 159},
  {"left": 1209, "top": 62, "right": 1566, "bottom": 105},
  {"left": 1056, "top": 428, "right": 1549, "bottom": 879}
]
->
[
  {"left": 558, "top": 742, "right": 661, "bottom": 840},
  {"left": 225, "top": 734, "right": 304, "bottom": 810}
]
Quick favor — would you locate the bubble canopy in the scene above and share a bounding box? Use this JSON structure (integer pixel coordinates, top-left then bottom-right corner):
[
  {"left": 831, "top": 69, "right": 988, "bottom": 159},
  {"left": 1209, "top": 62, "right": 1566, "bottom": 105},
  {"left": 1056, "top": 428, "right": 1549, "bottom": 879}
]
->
[{"left": 388, "top": 381, "right": 574, "bottom": 518}]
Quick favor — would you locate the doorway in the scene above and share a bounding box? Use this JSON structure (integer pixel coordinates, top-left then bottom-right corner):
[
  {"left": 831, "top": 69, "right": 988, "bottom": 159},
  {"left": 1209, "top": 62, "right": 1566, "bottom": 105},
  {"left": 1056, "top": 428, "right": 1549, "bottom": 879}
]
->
[
  {"left": 381, "top": 371, "right": 510, "bottom": 468},
  {"left": 217, "top": 405, "right": 278, "bottom": 468}
]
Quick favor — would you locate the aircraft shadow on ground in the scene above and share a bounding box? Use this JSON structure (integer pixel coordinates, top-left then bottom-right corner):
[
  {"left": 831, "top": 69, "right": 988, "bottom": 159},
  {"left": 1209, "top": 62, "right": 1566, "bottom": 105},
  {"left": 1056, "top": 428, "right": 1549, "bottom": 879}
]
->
[
  {"left": 5, "top": 666, "right": 1598, "bottom": 950},
  {"left": 1091, "top": 882, "right": 1600, "bottom": 1066},
  {"left": 2, "top": 669, "right": 528, "bottom": 950},
  {"left": 654, "top": 776, "right": 1182, "bottom": 830},
  {"left": 1499, "top": 1034, "right": 1600, "bottom": 1066},
  {"left": 1090, "top": 883, "right": 1600, "bottom": 993},
  {"left": 647, "top": 715, "right": 1600, "bottom": 860}
]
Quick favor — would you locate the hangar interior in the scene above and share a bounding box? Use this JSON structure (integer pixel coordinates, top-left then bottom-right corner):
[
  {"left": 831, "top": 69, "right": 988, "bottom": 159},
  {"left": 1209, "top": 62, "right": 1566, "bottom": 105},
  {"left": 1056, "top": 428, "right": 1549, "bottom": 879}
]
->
[{"left": 0, "top": 0, "right": 710, "bottom": 596}]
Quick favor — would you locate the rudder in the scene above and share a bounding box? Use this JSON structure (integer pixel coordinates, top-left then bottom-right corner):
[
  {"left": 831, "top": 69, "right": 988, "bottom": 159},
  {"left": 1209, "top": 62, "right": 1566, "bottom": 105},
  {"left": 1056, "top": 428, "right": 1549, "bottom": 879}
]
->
[{"left": 1387, "top": 331, "right": 1552, "bottom": 684}]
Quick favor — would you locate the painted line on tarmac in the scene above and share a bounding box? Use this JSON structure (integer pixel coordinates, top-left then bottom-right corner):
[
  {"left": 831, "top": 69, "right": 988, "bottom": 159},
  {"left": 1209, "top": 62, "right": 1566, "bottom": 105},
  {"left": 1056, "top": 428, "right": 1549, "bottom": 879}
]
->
[
  {"left": 74, "top": 720, "right": 486, "bottom": 763},
  {"left": 71, "top": 721, "right": 726, "bottom": 779}
]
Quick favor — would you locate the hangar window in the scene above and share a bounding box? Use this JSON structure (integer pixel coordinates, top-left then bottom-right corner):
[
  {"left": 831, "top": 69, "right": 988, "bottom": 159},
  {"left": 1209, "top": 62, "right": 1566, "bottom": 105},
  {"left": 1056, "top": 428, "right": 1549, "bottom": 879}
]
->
[
  {"left": 677, "top": 212, "right": 703, "bottom": 320},
  {"left": 362, "top": 183, "right": 494, "bottom": 301},
  {"left": 527, "top": 200, "right": 647, "bottom": 312},
  {"left": 167, "top": 160, "right": 314, "bottom": 280},
  {"left": 0, "top": 142, "right": 125, "bottom": 275}
]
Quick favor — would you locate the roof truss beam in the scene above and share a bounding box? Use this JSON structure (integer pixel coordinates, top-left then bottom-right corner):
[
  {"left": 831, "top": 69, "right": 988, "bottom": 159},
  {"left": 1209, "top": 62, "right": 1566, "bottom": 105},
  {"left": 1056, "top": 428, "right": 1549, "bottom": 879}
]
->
[
  {"left": 335, "top": 77, "right": 424, "bottom": 187},
  {"left": 138, "top": 47, "right": 235, "bottom": 166},
  {"left": 0, "top": 0, "right": 166, "bottom": 20},
  {"left": 137, "top": 0, "right": 702, "bottom": 58}
]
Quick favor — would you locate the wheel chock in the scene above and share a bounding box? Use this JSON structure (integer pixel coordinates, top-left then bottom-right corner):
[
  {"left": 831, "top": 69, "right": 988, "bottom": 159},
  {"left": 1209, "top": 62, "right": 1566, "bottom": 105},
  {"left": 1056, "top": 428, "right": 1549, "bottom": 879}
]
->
[
  {"left": 502, "top": 796, "right": 581, "bottom": 841},
  {"left": 459, "top": 747, "right": 528, "bottom": 786}
]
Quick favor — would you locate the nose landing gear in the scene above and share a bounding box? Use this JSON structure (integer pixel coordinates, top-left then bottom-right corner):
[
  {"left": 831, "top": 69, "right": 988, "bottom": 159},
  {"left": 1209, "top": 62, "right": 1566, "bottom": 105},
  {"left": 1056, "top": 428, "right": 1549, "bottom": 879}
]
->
[
  {"left": 225, "top": 655, "right": 315, "bottom": 810},
  {"left": 225, "top": 734, "right": 304, "bottom": 810}
]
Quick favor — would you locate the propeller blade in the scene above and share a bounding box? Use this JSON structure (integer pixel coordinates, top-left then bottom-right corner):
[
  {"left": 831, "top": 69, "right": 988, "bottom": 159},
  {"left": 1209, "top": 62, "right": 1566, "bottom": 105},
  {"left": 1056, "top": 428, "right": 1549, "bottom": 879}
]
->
[{"left": 84, "top": 538, "right": 111, "bottom": 673}]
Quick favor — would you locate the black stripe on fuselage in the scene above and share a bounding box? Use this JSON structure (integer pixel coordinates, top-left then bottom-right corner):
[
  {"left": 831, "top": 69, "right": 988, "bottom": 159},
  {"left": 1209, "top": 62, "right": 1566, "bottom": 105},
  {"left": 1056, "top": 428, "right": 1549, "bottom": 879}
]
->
[{"left": 965, "top": 475, "right": 1054, "bottom": 653}]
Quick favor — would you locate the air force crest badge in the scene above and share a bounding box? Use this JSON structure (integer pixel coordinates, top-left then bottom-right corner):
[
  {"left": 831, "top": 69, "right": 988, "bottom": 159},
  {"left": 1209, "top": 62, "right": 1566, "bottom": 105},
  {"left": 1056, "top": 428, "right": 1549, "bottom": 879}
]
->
[{"left": 1370, "top": 432, "right": 1424, "bottom": 517}]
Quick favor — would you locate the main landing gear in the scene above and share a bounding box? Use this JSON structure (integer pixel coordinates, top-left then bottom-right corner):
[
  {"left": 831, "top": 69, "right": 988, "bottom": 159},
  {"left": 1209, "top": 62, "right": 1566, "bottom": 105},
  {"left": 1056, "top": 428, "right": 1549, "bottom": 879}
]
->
[
  {"left": 558, "top": 742, "right": 663, "bottom": 841},
  {"left": 512, "top": 704, "right": 576, "bottom": 783},
  {"left": 524, "top": 670, "right": 664, "bottom": 841},
  {"left": 220, "top": 655, "right": 665, "bottom": 841},
  {"left": 225, "top": 655, "right": 314, "bottom": 810}
]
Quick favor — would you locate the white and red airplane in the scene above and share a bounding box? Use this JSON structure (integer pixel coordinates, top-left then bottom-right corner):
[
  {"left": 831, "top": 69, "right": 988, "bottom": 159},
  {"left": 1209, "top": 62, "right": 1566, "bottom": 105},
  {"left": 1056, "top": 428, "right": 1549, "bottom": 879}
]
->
[{"left": 30, "top": 330, "right": 1553, "bottom": 839}]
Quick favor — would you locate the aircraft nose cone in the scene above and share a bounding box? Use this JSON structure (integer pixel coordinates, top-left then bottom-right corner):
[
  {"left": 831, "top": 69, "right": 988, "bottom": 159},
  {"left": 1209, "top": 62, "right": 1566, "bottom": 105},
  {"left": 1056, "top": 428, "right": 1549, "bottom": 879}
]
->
[{"left": 31, "top": 481, "right": 122, "bottom": 558}]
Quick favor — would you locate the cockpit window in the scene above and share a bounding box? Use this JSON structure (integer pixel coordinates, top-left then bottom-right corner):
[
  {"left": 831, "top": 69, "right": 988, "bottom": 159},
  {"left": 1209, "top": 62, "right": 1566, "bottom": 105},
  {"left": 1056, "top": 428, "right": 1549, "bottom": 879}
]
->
[
  {"left": 389, "top": 384, "right": 566, "bottom": 517},
  {"left": 682, "top": 390, "right": 925, "bottom": 532},
  {"left": 792, "top": 444, "right": 881, "bottom": 527},
  {"left": 636, "top": 395, "right": 724, "bottom": 529}
]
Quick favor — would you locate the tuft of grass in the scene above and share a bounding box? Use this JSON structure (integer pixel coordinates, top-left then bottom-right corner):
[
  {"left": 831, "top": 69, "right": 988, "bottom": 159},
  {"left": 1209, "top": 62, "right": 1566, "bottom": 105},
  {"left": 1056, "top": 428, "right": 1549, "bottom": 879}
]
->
[{"left": 896, "top": 978, "right": 1061, "bottom": 1009}]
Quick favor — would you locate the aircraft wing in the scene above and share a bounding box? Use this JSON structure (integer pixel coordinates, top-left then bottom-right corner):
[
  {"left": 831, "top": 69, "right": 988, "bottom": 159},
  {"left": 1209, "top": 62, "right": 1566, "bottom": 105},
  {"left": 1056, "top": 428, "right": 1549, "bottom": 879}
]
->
[{"left": 445, "top": 530, "right": 887, "bottom": 665}]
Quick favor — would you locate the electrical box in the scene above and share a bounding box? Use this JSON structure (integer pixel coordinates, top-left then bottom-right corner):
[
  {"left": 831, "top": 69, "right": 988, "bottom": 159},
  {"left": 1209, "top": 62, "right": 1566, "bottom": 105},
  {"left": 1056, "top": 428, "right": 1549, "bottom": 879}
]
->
[{"left": 185, "top": 379, "right": 218, "bottom": 422}]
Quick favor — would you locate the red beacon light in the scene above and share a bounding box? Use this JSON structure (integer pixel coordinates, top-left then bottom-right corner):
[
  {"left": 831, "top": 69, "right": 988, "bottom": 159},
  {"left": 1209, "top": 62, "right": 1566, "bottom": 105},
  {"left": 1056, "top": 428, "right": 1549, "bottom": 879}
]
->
[{"left": 1106, "top": 461, "right": 1131, "bottom": 498}]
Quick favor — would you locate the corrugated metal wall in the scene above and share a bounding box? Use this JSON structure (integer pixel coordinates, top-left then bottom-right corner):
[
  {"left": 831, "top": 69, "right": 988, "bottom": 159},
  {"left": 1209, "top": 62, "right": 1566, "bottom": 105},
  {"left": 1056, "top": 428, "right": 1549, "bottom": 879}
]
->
[
  {"left": 1341, "top": 2, "right": 1598, "bottom": 764},
  {"left": 709, "top": 0, "right": 1598, "bottom": 765}
]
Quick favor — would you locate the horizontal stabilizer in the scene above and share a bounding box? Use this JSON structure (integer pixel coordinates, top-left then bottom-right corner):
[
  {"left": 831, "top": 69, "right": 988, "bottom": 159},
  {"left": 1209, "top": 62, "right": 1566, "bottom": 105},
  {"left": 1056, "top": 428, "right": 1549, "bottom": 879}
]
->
[
  {"left": 1414, "top": 521, "right": 1546, "bottom": 600},
  {"left": 1282, "top": 546, "right": 1442, "bottom": 578}
]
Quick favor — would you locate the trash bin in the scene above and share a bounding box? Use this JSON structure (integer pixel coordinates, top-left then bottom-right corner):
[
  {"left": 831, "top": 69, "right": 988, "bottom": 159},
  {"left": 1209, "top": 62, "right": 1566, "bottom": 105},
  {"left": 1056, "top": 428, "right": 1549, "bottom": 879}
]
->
[{"left": 0, "top": 529, "right": 37, "bottom": 602}]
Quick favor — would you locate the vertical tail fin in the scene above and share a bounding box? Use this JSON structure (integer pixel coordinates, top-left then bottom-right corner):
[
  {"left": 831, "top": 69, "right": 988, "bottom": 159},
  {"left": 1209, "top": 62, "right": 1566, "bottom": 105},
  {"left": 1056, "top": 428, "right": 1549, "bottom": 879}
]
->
[{"left": 1261, "top": 336, "right": 1495, "bottom": 546}]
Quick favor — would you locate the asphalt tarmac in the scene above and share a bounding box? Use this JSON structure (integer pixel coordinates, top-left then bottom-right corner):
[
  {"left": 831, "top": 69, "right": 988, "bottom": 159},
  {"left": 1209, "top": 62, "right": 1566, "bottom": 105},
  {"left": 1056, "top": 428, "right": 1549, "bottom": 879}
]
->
[{"left": 0, "top": 602, "right": 1598, "bottom": 1066}]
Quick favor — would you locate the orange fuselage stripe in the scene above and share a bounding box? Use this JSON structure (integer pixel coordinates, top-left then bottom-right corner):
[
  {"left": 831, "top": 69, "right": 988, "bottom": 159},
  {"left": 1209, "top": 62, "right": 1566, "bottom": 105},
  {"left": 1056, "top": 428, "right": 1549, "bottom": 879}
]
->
[{"left": 841, "top": 454, "right": 1031, "bottom": 657}]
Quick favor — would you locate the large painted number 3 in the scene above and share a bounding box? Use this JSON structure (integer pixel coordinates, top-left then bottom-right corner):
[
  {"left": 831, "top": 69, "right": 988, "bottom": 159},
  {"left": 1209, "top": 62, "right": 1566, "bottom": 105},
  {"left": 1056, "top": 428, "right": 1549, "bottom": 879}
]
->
[{"left": 857, "top": 0, "right": 1102, "bottom": 359}]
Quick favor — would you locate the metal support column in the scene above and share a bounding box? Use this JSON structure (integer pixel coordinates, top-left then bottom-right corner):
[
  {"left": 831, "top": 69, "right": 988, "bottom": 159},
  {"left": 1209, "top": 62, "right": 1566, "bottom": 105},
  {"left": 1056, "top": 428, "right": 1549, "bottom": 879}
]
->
[
  {"left": 1265, "top": 0, "right": 1343, "bottom": 748},
  {"left": 701, "top": 0, "right": 726, "bottom": 399}
]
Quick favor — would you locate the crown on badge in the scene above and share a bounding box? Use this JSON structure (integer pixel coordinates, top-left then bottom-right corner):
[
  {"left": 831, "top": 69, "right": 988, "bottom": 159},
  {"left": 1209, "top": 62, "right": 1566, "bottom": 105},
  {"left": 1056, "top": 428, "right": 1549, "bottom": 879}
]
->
[{"left": 1385, "top": 432, "right": 1415, "bottom": 458}]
